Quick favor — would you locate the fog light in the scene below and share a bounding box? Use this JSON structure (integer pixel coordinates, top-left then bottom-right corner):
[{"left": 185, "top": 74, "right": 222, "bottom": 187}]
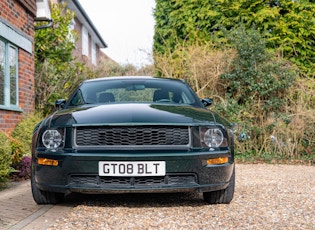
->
[
  {"left": 207, "top": 157, "right": 228, "bottom": 165},
  {"left": 38, "top": 158, "right": 58, "bottom": 166}
]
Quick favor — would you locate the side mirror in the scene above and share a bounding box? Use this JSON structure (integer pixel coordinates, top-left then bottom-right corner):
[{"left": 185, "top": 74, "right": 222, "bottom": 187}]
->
[
  {"left": 55, "top": 99, "right": 66, "bottom": 109},
  {"left": 201, "top": 98, "right": 213, "bottom": 107}
]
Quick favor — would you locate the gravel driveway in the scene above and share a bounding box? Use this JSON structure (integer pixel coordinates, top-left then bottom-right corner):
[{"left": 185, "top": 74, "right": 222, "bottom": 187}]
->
[{"left": 47, "top": 164, "right": 314, "bottom": 230}]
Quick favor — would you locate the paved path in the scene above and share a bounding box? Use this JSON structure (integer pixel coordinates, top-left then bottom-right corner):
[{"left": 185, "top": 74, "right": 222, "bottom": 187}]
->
[{"left": 0, "top": 181, "right": 72, "bottom": 230}]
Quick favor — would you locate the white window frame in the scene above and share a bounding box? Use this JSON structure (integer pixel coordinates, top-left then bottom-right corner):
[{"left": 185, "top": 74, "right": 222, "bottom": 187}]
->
[
  {"left": 82, "top": 26, "right": 89, "bottom": 56},
  {"left": 91, "top": 41, "right": 96, "bottom": 65},
  {"left": 68, "top": 18, "right": 76, "bottom": 44},
  {"left": 0, "top": 37, "right": 20, "bottom": 111}
]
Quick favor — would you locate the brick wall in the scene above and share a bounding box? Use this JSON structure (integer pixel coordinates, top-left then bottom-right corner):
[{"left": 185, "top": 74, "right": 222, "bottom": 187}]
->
[
  {"left": 0, "top": 0, "right": 36, "bottom": 134},
  {"left": 0, "top": 110, "right": 25, "bottom": 133},
  {"left": 0, "top": 0, "right": 36, "bottom": 35},
  {"left": 18, "top": 49, "right": 35, "bottom": 114},
  {"left": 17, "top": 0, "right": 37, "bottom": 16},
  {"left": 72, "top": 17, "right": 83, "bottom": 61}
]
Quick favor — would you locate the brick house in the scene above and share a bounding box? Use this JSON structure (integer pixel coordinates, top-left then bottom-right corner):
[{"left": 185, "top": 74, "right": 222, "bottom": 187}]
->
[
  {"left": 51, "top": 0, "right": 108, "bottom": 67},
  {"left": 0, "top": 0, "right": 37, "bottom": 134},
  {"left": 0, "top": 0, "right": 107, "bottom": 134}
]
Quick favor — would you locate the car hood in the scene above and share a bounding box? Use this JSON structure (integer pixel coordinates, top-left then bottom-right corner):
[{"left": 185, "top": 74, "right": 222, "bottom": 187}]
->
[{"left": 47, "top": 103, "right": 229, "bottom": 127}]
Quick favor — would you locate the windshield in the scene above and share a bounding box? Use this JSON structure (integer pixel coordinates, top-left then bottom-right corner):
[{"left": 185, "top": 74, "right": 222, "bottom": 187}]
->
[{"left": 67, "top": 78, "right": 202, "bottom": 107}]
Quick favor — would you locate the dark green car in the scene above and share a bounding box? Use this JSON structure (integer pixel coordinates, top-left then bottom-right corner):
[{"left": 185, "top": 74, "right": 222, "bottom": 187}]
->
[{"left": 31, "top": 76, "right": 235, "bottom": 204}]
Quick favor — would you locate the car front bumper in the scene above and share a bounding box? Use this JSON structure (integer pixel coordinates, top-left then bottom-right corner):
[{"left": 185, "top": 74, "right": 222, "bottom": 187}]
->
[{"left": 32, "top": 150, "right": 234, "bottom": 195}]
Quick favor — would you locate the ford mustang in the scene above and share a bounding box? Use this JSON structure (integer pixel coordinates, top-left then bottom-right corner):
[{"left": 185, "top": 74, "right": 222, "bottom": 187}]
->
[{"left": 31, "top": 76, "right": 235, "bottom": 204}]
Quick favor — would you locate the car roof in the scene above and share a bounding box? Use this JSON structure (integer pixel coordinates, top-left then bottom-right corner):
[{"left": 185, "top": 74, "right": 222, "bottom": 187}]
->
[{"left": 83, "top": 76, "right": 185, "bottom": 83}]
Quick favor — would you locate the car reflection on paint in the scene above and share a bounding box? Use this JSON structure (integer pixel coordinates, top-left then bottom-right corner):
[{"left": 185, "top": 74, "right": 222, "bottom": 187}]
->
[{"left": 31, "top": 76, "right": 235, "bottom": 204}]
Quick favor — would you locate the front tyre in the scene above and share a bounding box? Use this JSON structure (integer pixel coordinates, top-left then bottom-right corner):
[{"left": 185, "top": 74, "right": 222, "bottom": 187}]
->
[
  {"left": 203, "top": 167, "right": 235, "bottom": 204},
  {"left": 31, "top": 172, "right": 64, "bottom": 205}
]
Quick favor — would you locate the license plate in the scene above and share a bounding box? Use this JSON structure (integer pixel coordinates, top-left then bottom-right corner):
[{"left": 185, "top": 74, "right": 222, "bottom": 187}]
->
[{"left": 98, "top": 161, "right": 166, "bottom": 176}]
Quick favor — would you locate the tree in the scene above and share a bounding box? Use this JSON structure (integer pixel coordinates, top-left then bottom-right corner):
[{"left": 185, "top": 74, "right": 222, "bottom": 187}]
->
[
  {"left": 34, "top": 3, "right": 87, "bottom": 115},
  {"left": 35, "top": 3, "right": 76, "bottom": 65}
]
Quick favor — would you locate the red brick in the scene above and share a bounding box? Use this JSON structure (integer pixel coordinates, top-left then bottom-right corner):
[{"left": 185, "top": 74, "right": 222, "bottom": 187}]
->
[{"left": 0, "top": 0, "right": 35, "bottom": 134}]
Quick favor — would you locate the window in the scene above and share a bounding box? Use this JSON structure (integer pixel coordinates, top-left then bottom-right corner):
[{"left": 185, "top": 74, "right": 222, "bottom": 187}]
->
[
  {"left": 91, "top": 42, "right": 96, "bottom": 65},
  {"left": 0, "top": 38, "right": 19, "bottom": 109},
  {"left": 68, "top": 19, "right": 76, "bottom": 44},
  {"left": 82, "top": 26, "right": 89, "bottom": 56}
]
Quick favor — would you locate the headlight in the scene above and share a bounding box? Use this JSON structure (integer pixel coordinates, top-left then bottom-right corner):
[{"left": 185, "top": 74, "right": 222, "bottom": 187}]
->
[
  {"left": 42, "top": 129, "right": 63, "bottom": 150},
  {"left": 200, "top": 127, "right": 227, "bottom": 148}
]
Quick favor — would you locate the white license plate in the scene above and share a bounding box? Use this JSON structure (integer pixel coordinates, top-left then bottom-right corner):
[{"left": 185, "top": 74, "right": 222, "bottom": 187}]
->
[{"left": 98, "top": 161, "right": 166, "bottom": 176}]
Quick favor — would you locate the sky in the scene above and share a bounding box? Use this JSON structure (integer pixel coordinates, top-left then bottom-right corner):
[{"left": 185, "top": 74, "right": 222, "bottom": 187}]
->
[{"left": 79, "top": 0, "right": 156, "bottom": 68}]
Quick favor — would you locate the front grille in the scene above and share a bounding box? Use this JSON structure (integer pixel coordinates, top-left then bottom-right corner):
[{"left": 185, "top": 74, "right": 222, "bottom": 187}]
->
[
  {"left": 69, "top": 174, "right": 198, "bottom": 188},
  {"left": 75, "top": 126, "right": 189, "bottom": 147}
]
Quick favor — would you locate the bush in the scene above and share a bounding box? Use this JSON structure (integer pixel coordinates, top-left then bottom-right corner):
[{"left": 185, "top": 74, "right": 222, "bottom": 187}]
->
[
  {"left": 214, "top": 79, "right": 315, "bottom": 162},
  {"left": 153, "top": 26, "right": 314, "bottom": 163},
  {"left": 9, "top": 136, "right": 24, "bottom": 168},
  {"left": 18, "top": 156, "right": 31, "bottom": 179},
  {"left": 213, "top": 26, "right": 315, "bottom": 162},
  {"left": 35, "top": 60, "right": 88, "bottom": 116},
  {"left": 0, "top": 132, "right": 12, "bottom": 185},
  {"left": 11, "top": 113, "right": 43, "bottom": 157},
  {"left": 221, "top": 26, "right": 296, "bottom": 115},
  {"left": 154, "top": 40, "right": 234, "bottom": 98}
]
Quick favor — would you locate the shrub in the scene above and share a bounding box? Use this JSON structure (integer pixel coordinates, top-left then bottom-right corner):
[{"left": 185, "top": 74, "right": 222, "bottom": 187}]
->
[
  {"left": 11, "top": 113, "right": 43, "bottom": 157},
  {"left": 35, "top": 60, "right": 88, "bottom": 116},
  {"left": 18, "top": 156, "right": 32, "bottom": 179},
  {"left": 153, "top": 25, "right": 314, "bottom": 162},
  {"left": 154, "top": 40, "right": 234, "bottom": 98},
  {"left": 0, "top": 132, "right": 12, "bottom": 185},
  {"left": 221, "top": 26, "right": 296, "bottom": 115},
  {"left": 9, "top": 136, "right": 24, "bottom": 168},
  {"left": 214, "top": 79, "right": 315, "bottom": 162}
]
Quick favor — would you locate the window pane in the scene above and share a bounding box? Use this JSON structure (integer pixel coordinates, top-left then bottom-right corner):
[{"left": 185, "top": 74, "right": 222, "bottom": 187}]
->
[
  {"left": 9, "top": 46, "right": 17, "bottom": 105},
  {"left": 68, "top": 19, "right": 76, "bottom": 43},
  {"left": 82, "top": 26, "right": 89, "bottom": 56},
  {"left": 0, "top": 40, "right": 4, "bottom": 105},
  {"left": 91, "top": 42, "right": 96, "bottom": 65}
]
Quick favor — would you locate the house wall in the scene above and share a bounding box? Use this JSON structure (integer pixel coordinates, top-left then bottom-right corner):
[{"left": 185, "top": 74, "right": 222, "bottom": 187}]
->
[
  {"left": 0, "top": 0, "right": 36, "bottom": 134},
  {"left": 72, "top": 17, "right": 102, "bottom": 67},
  {"left": 72, "top": 17, "right": 83, "bottom": 61},
  {"left": 50, "top": 0, "right": 106, "bottom": 67}
]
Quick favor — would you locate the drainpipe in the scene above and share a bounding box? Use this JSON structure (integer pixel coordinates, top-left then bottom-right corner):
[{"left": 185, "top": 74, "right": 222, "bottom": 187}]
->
[{"left": 34, "top": 17, "right": 53, "bottom": 30}]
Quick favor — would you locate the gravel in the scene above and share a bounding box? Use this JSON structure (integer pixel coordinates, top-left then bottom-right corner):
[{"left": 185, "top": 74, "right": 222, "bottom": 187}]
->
[{"left": 48, "top": 164, "right": 315, "bottom": 229}]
